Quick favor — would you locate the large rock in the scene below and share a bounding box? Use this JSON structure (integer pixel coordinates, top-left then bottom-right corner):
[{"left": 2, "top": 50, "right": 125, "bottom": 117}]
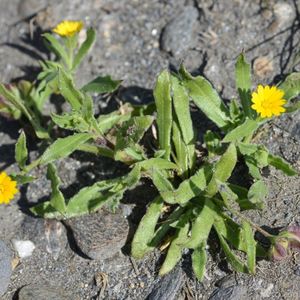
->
[
  {"left": 0, "top": 240, "right": 12, "bottom": 296},
  {"left": 66, "top": 209, "right": 129, "bottom": 260}
]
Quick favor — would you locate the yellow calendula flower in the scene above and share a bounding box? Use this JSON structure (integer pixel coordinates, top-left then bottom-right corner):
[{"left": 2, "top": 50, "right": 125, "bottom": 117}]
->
[
  {"left": 52, "top": 20, "right": 83, "bottom": 37},
  {"left": 251, "top": 85, "right": 286, "bottom": 118},
  {"left": 0, "top": 172, "right": 18, "bottom": 204}
]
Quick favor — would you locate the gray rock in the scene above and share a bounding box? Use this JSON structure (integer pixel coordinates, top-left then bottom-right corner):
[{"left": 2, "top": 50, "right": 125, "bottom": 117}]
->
[
  {"left": 19, "top": 216, "right": 68, "bottom": 260},
  {"left": 17, "top": 0, "right": 48, "bottom": 18},
  {"left": 66, "top": 209, "right": 129, "bottom": 260},
  {"left": 147, "top": 265, "right": 184, "bottom": 300},
  {"left": 209, "top": 285, "right": 247, "bottom": 300},
  {"left": 0, "top": 240, "right": 12, "bottom": 296},
  {"left": 18, "top": 283, "right": 70, "bottom": 300},
  {"left": 160, "top": 6, "right": 199, "bottom": 58}
]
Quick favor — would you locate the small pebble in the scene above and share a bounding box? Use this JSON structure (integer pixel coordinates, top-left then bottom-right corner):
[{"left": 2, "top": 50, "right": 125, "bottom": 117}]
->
[{"left": 12, "top": 239, "right": 35, "bottom": 258}]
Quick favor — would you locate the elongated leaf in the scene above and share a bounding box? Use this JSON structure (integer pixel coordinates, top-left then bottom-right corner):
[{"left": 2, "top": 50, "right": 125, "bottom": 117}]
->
[
  {"left": 206, "top": 143, "right": 237, "bottom": 197},
  {"left": 154, "top": 70, "right": 172, "bottom": 159},
  {"left": 192, "top": 242, "right": 207, "bottom": 281},
  {"left": 278, "top": 72, "right": 300, "bottom": 101},
  {"left": 58, "top": 68, "right": 83, "bottom": 110},
  {"left": 171, "top": 75, "right": 194, "bottom": 144},
  {"left": 65, "top": 181, "right": 115, "bottom": 216},
  {"left": 159, "top": 167, "right": 209, "bottom": 205},
  {"left": 238, "top": 142, "right": 258, "bottom": 155},
  {"left": 47, "top": 163, "right": 66, "bottom": 214},
  {"left": 151, "top": 169, "right": 174, "bottom": 198},
  {"left": 159, "top": 221, "right": 189, "bottom": 275},
  {"left": 43, "top": 33, "right": 69, "bottom": 64},
  {"left": 82, "top": 75, "right": 122, "bottom": 94},
  {"left": 222, "top": 118, "right": 259, "bottom": 143},
  {"left": 73, "top": 28, "right": 96, "bottom": 70},
  {"left": 150, "top": 206, "right": 185, "bottom": 248},
  {"left": 131, "top": 196, "right": 164, "bottom": 259},
  {"left": 172, "top": 120, "right": 189, "bottom": 175},
  {"left": 235, "top": 54, "right": 253, "bottom": 118},
  {"left": 179, "top": 65, "right": 230, "bottom": 128},
  {"left": 217, "top": 180, "right": 240, "bottom": 211},
  {"left": 268, "top": 154, "right": 298, "bottom": 176},
  {"left": 216, "top": 231, "right": 248, "bottom": 273},
  {"left": 40, "top": 133, "right": 93, "bottom": 164},
  {"left": 204, "top": 130, "right": 223, "bottom": 157},
  {"left": 242, "top": 221, "right": 256, "bottom": 274},
  {"left": 138, "top": 158, "right": 177, "bottom": 171},
  {"left": 185, "top": 199, "right": 217, "bottom": 249},
  {"left": 15, "top": 131, "right": 28, "bottom": 170}
]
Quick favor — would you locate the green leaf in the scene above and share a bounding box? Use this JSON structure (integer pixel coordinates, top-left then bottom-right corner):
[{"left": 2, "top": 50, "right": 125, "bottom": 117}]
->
[
  {"left": 192, "top": 242, "right": 207, "bottom": 281},
  {"left": 278, "top": 72, "right": 300, "bottom": 101},
  {"left": 185, "top": 199, "right": 217, "bottom": 249},
  {"left": 43, "top": 33, "right": 69, "bottom": 64},
  {"left": 159, "top": 166, "right": 209, "bottom": 205},
  {"left": 40, "top": 133, "right": 93, "bottom": 164},
  {"left": 171, "top": 75, "right": 194, "bottom": 144},
  {"left": 238, "top": 142, "right": 259, "bottom": 155},
  {"left": 0, "top": 84, "right": 49, "bottom": 139},
  {"left": 204, "top": 130, "right": 223, "bottom": 157},
  {"left": 150, "top": 206, "right": 185, "bottom": 248},
  {"left": 222, "top": 118, "right": 259, "bottom": 143},
  {"left": 138, "top": 158, "right": 177, "bottom": 171},
  {"left": 114, "top": 116, "right": 154, "bottom": 163},
  {"left": 216, "top": 231, "right": 248, "bottom": 273},
  {"left": 11, "top": 174, "right": 35, "bottom": 184},
  {"left": 159, "top": 221, "right": 189, "bottom": 275},
  {"left": 172, "top": 120, "right": 189, "bottom": 176},
  {"left": 214, "top": 212, "right": 246, "bottom": 252},
  {"left": 73, "top": 28, "right": 96, "bottom": 70},
  {"left": 285, "top": 101, "right": 300, "bottom": 113},
  {"left": 97, "top": 112, "right": 131, "bottom": 134},
  {"left": 229, "top": 99, "right": 242, "bottom": 121},
  {"left": 179, "top": 65, "right": 230, "bottom": 128},
  {"left": 15, "top": 131, "right": 28, "bottom": 170},
  {"left": 151, "top": 169, "right": 174, "bottom": 198},
  {"left": 242, "top": 221, "right": 256, "bottom": 274},
  {"left": 46, "top": 163, "right": 66, "bottom": 214},
  {"left": 154, "top": 70, "right": 172, "bottom": 160},
  {"left": 58, "top": 68, "right": 83, "bottom": 110},
  {"left": 51, "top": 111, "right": 90, "bottom": 132},
  {"left": 30, "top": 201, "right": 62, "bottom": 219},
  {"left": 131, "top": 196, "right": 164, "bottom": 259},
  {"left": 217, "top": 180, "right": 240, "bottom": 211},
  {"left": 235, "top": 53, "right": 253, "bottom": 118},
  {"left": 81, "top": 75, "right": 122, "bottom": 94},
  {"left": 206, "top": 143, "right": 237, "bottom": 197},
  {"left": 268, "top": 154, "right": 298, "bottom": 176},
  {"left": 65, "top": 182, "right": 114, "bottom": 217}
]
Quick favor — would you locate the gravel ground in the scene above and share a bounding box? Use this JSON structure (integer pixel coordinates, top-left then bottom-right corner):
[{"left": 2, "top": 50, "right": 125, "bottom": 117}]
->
[{"left": 0, "top": 0, "right": 300, "bottom": 299}]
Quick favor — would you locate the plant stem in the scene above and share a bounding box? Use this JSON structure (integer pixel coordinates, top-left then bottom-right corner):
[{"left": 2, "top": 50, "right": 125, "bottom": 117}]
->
[{"left": 228, "top": 205, "right": 273, "bottom": 238}]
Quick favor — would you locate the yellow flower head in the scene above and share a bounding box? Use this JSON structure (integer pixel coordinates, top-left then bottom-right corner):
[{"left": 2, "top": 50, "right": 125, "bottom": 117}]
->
[
  {"left": 251, "top": 85, "right": 286, "bottom": 118},
  {"left": 0, "top": 172, "right": 18, "bottom": 204},
  {"left": 52, "top": 20, "right": 83, "bottom": 37}
]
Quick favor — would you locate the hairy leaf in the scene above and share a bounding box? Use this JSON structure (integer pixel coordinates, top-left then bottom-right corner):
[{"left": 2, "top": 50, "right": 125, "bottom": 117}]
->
[{"left": 15, "top": 131, "right": 28, "bottom": 170}]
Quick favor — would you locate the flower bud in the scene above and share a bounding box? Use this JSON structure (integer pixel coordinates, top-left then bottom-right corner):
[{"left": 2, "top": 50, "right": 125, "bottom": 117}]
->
[
  {"left": 269, "top": 225, "right": 300, "bottom": 261},
  {"left": 269, "top": 237, "right": 290, "bottom": 261}
]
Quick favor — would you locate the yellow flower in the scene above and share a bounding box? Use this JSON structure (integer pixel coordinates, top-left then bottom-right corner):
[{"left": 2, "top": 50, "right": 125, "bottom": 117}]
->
[
  {"left": 53, "top": 20, "right": 83, "bottom": 37},
  {"left": 251, "top": 85, "right": 286, "bottom": 118},
  {"left": 0, "top": 172, "right": 18, "bottom": 204}
]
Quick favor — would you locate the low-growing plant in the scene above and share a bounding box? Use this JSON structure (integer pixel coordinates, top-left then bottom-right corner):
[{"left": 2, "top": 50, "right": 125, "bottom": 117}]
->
[{"left": 1, "top": 20, "right": 300, "bottom": 280}]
